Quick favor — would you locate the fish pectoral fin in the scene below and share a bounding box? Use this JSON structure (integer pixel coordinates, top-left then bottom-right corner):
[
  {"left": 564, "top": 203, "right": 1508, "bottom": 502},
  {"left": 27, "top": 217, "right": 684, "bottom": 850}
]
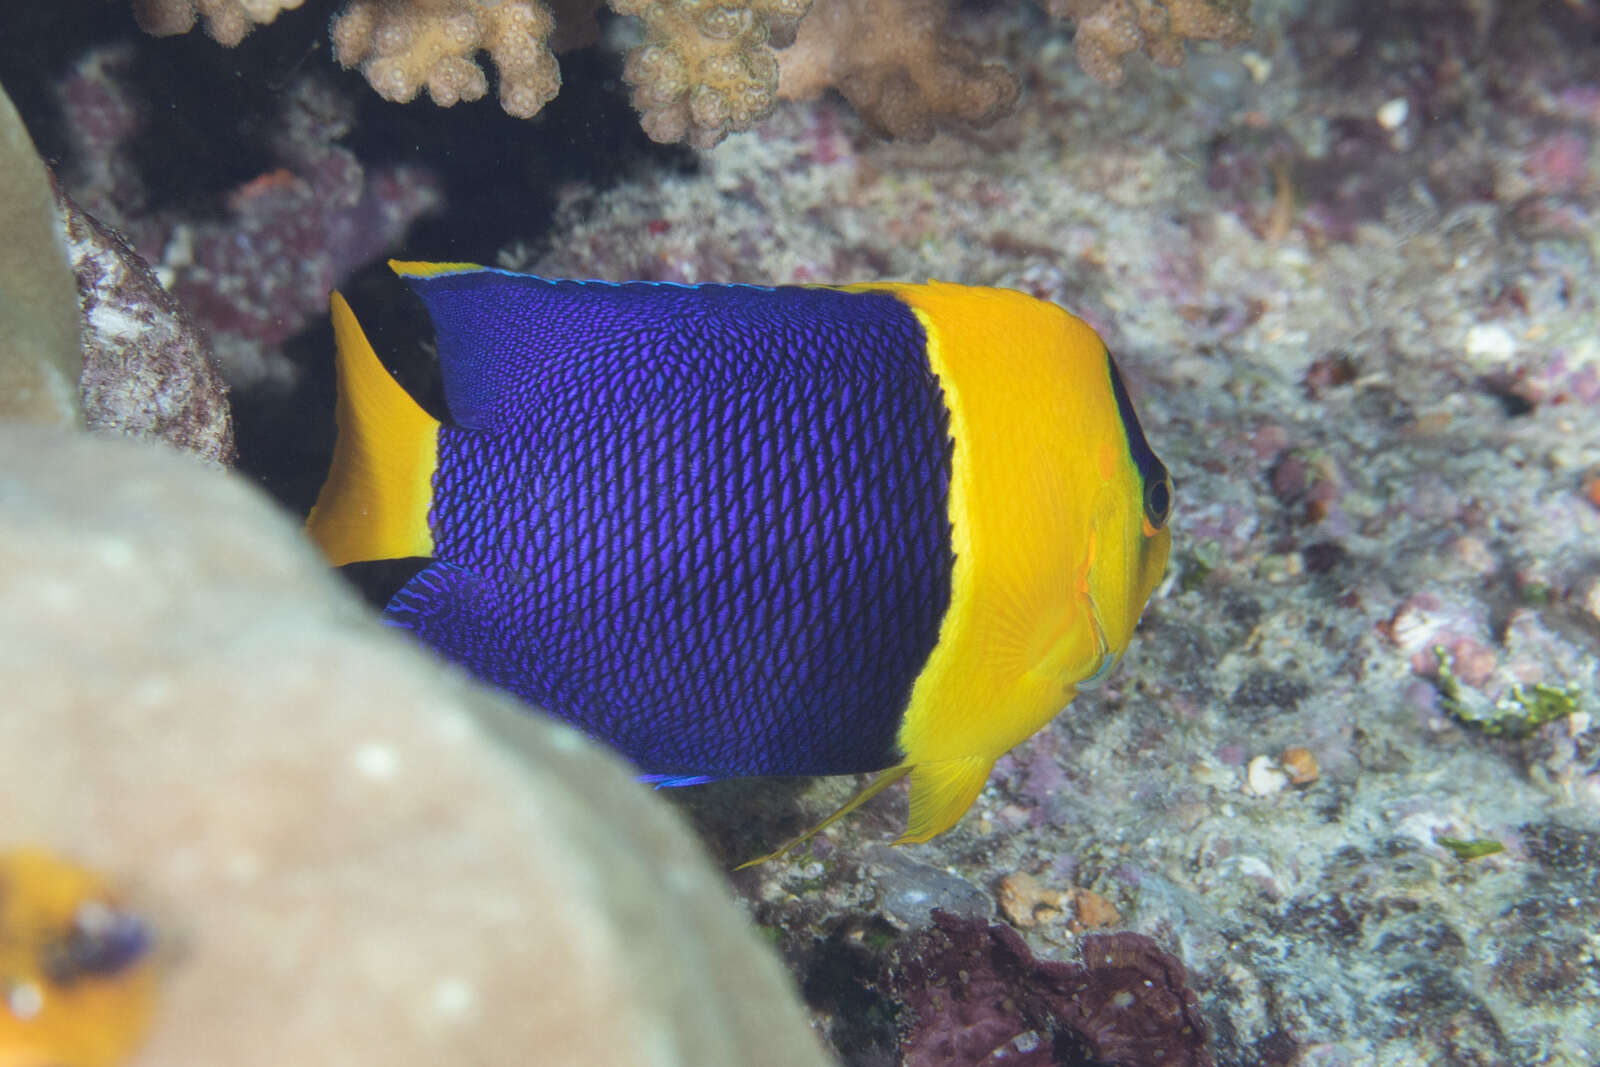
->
[
  {"left": 383, "top": 561, "right": 495, "bottom": 659},
  {"left": 895, "top": 756, "right": 995, "bottom": 845},
  {"left": 734, "top": 766, "right": 913, "bottom": 870}
]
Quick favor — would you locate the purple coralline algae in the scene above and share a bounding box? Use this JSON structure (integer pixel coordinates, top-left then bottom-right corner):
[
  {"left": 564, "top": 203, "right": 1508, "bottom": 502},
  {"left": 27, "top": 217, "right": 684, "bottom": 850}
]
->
[
  {"left": 893, "top": 911, "right": 1212, "bottom": 1067},
  {"left": 56, "top": 46, "right": 441, "bottom": 390}
]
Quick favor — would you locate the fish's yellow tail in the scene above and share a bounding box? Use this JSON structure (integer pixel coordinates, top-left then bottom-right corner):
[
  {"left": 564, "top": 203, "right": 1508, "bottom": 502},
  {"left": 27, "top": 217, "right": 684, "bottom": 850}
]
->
[{"left": 305, "top": 292, "right": 440, "bottom": 566}]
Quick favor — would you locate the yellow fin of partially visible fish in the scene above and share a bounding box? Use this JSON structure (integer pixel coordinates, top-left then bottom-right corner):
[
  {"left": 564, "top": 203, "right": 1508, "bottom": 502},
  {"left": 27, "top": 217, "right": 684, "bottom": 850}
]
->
[{"left": 0, "top": 849, "right": 157, "bottom": 1067}]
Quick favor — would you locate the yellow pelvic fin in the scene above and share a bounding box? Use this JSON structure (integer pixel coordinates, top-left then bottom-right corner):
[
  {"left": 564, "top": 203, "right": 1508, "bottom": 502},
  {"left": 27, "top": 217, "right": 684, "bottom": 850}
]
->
[
  {"left": 897, "top": 756, "right": 995, "bottom": 844},
  {"left": 735, "top": 756, "right": 996, "bottom": 866},
  {"left": 305, "top": 292, "right": 440, "bottom": 566},
  {"left": 735, "top": 766, "right": 913, "bottom": 869}
]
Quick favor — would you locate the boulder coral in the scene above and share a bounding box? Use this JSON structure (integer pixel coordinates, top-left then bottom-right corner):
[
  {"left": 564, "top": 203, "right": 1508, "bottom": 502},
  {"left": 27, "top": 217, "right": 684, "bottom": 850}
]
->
[
  {"left": 128, "top": 0, "right": 1252, "bottom": 144},
  {"left": 0, "top": 83, "right": 82, "bottom": 428},
  {"left": 0, "top": 424, "right": 829, "bottom": 1067}
]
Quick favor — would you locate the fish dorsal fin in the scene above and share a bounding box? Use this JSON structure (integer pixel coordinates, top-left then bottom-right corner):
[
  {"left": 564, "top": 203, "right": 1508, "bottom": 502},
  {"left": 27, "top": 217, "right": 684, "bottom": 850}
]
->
[{"left": 389, "top": 260, "right": 546, "bottom": 432}]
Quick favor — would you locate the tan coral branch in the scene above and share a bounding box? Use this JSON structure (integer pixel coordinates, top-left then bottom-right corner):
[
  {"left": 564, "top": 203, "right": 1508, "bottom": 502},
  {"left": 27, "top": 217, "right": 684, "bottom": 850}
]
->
[
  {"left": 1048, "top": 0, "right": 1251, "bottom": 87},
  {"left": 614, "top": 0, "right": 812, "bottom": 148},
  {"left": 775, "top": 0, "right": 1018, "bottom": 142},
  {"left": 131, "top": 0, "right": 306, "bottom": 47},
  {"left": 331, "top": 0, "right": 562, "bottom": 118},
  {"left": 127, "top": 0, "right": 1254, "bottom": 146}
]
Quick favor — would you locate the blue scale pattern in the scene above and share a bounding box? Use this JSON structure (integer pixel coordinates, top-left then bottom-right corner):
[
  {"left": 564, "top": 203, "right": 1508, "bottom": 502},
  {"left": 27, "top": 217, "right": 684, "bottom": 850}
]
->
[{"left": 386, "top": 272, "right": 955, "bottom": 777}]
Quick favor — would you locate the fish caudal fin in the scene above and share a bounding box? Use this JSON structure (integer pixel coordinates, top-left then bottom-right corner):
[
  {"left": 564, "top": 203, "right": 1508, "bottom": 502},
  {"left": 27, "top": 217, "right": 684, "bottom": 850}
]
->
[{"left": 305, "top": 292, "right": 440, "bottom": 566}]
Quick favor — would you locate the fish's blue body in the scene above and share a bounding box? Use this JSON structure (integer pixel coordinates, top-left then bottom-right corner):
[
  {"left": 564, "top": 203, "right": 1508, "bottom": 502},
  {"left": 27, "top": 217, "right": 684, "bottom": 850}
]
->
[
  {"left": 307, "top": 261, "right": 1173, "bottom": 856},
  {"left": 388, "top": 272, "right": 955, "bottom": 777}
]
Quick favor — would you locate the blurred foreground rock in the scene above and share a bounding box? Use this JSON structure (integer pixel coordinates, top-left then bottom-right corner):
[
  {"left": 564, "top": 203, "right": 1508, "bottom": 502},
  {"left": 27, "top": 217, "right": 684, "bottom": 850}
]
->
[
  {"left": 0, "top": 425, "right": 826, "bottom": 1067},
  {"left": 0, "top": 82, "right": 81, "bottom": 427}
]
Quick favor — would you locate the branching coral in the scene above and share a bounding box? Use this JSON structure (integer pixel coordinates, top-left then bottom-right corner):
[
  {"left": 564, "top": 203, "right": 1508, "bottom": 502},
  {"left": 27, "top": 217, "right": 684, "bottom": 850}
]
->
[
  {"left": 128, "top": 0, "right": 1252, "bottom": 145},
  {"left": 617, "top": 0, "right": 811, "bottom": 147},
  {"left": 776, "top": 0, "right": 1018, "bottom": 142},
  {"left": 131, "top": 0, "right": 306, "bottom": 46},
  {"left": 1047, "top": 0, "right": 1251, "bottom": 86},
  {"left": 330, "top": 0, "right": 563, "bottom": 117}
]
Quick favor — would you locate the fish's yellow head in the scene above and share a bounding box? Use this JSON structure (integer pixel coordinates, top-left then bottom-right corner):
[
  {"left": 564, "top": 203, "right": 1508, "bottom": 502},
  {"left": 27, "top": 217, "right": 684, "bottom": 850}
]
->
[
  {"left": 859, "top": 284, "right": 1174, "bottom": 765},
  {"left": 1075, "top": 353, "right": 1173, "bottom": 691},
  {"left": 740, "top": 283, "right": 1175, "bottom": 861}
]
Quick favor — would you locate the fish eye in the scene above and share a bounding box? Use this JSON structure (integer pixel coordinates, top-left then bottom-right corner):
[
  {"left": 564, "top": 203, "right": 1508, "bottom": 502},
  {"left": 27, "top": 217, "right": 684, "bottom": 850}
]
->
[{"left": 1144, "top": 476, "right": 1173, "bottom": 529}]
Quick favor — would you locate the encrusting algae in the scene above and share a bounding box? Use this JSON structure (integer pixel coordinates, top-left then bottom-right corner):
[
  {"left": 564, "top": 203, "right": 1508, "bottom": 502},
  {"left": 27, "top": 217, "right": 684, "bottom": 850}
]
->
[{"left": 0, "top": 849, "right": 156, "bottom": 1067}]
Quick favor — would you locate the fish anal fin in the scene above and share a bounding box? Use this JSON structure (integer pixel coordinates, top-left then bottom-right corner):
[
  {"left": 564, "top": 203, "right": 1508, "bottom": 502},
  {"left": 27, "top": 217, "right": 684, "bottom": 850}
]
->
[
  {"left": 383, "top": 561, "right": 493, "bottom": 656},
  {"left": 895, "top": 756, "right": 994, "bottom": 845},
  {"left": 735, "top": 766, "right": 913, "bottom": 870}
]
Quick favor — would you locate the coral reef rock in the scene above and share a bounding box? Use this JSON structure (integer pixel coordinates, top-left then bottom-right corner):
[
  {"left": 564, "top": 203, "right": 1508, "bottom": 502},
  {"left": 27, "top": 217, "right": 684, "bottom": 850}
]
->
[
  {"left": 55, "top": 54, "right": 442, "bottom": 392},
  {"left": 0, "top": 82, "right": 82, "bottom": 428},
  {"left": 522, "top": 5, "right": 1600, "bottom": 1062},
  {"left": 0, "top": 424, "right": 828, "bottom": 1067},
  {"left": 63, "top": 195, "right": 235, "bottom": 467}
]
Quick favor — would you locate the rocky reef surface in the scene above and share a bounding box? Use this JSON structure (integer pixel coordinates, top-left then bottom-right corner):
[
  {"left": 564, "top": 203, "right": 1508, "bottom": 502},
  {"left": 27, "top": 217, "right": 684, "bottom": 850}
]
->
[
  {"left": 514, "top": 3, "right": 1600, "bottom": 1062},
  {"left": 2, "top": 0, "right": 1598, "bottom": 1063}
]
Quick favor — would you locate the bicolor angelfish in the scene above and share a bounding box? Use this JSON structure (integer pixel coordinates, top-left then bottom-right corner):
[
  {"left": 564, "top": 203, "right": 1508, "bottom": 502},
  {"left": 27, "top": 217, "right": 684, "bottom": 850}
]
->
[{"left": 307, "top": 261, "right": 1172, "bottom": 860}]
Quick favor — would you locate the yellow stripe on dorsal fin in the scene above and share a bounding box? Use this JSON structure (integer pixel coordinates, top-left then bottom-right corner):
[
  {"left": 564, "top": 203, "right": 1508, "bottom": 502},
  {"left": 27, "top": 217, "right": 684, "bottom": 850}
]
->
[
  {"left": 896, "top": 756, "right": 994, "bottom": 844},
  {"left": 388, "top": 259, "right": 487, "bottom": 279},
  {"left": 735, "top": 766, "right": 913, "bottom": 869},
  {"left": 305, "top": 292, "right": 440, "bottom": 567}
]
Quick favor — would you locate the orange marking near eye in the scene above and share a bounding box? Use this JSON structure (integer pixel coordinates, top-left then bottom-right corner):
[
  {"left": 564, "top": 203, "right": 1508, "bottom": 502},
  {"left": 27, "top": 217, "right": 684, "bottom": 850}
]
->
[{"left": 1096, "top": 440, "right": 1117, "bottom": 480}]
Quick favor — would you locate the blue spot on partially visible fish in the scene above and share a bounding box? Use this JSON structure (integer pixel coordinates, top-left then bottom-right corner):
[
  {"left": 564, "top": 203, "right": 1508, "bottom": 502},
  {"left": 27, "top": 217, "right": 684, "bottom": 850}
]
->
[{"left": 307, "top": 261, "right": 1172, "bottom": 860}]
